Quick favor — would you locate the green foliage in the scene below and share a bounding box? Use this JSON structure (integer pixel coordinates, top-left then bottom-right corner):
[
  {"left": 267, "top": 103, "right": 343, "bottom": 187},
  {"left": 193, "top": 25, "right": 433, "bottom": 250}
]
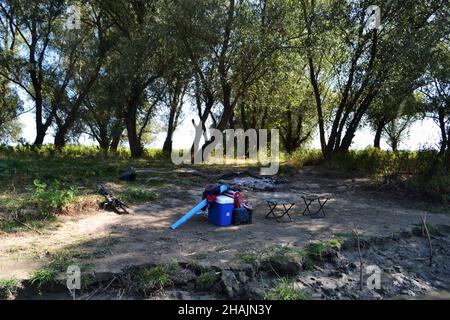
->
[
  {"left": 29, "top": 179, "right": 78, "bottom": 217},
  {"left": 268, "top": 246, "right": 302, "bottom": 264},
  {"left": 333, "top": 231, "right": 355, "bottom": 240},
  {"left": 236, "top": 252, "right": 258, "bottom": 265},
  {"left": 0, "top": 215, "right": 58, "bottom": 233},
  {"left": 0, "top": 145, "right": 168, "bottom": 193},
  {"left": 135, "top": 263, "right": 180, "bottom": 293},
  {"left": 29, "top": 244, "right": 93, "bottom": 288},
  {"left": 119, "top": 187, "right": 158, "bottom": 204},
  {"left": 412, "top": 223, "right": 441, "bottom": 237},
  {"left": 30, "top": 268, "right": 59, "bottom": 287},
  {"left": 0, "top": 194, "right": 27, "bottom": 213},
  {"left": 0, "top": 278, "right": 20, "bottom": 299},
  {"left": 426, "top": 206, "right": 450, "bottom": 215},
  {"left": 301, "top": 239, "right": 342, "bottom": 270},
  {"left": 0, "top": 120, "right": 21, "bottom": 145},
  {"left": 266, "top": 278, "right": 311, "bottom": 300},
  {"left": 288, "top": 149, "right": 324, "bottom": 166},
  {"left": 196, "top": 271, "right": 218, "bottom": 291},
  {"left": 289, "top": 148, "right": 450, "bottom": 202},
  {"left": 45, "top": 248, "right": 90, "bottom": 273},
  {"left": 0, "top": 145, "right": 164, "bottom": 160}
]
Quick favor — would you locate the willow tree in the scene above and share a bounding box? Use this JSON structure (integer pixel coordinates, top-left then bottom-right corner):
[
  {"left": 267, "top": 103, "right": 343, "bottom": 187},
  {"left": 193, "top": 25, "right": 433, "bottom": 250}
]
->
[
  {"left": 96, "top": 0, "right": 176, "bottom": 157},
  {"left": 52, "top": 2, "right": 111, "bottom": 149},
  {"left": 169, "top": 0, "right": 287, "bottom": 156},
  {"left": 0, "top": 3, "right": 21, "bottom": 139},
  {"left": 421, "top": 41, "right": 450, "bottom": 159},
  {"left": 296, "top": 0, "right": 447, "bottom": 159},
  {"left": 235, "top": 52, "right": 315, "bottom": 154},
  {"left": 0, "top": 0, "right": 65, "bottom": 146}
]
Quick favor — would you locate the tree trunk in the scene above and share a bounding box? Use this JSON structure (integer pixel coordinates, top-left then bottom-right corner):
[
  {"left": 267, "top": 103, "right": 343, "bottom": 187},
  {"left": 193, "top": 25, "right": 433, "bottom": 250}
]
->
[
  {"left": 31, "top": 73, "right": 51, "bottom": 147},
  {"left": 34, "top": 123, "right": 46, "bottom": 146},
  {"left": 97, "top": 124, "right": 111, "bottom": 151},
  {"left": 445, "top": 125, "right": 450, "bottom": 171},
  {"left": 99, "top": 140, "right": 110, "bottom": 152},
  {"left": 438, "top": 109, "right": 448, "bottom": 155},
  {"left": 374, "top": 117, "right": 386, "bottom": 149},
  {"left": 124, "top": 83, "right": 144, "bottom": 158},
  {"left": 162, "top": 111, "right": 175, "bottom": 155},
  {"left": 110, "top": 133, "right": 122, "bottom": 152},
  {"left": 162, "top": 81, "right": 185, "bottom": 155},
  {"left": 54, "top": 130, "right": 67, "bottom": 150},
  {"left": 125, "top": 106, "right": 143, "bottom": 158},
  {"left": 390, "top": 138, "right": 398, "bottom": 152}
]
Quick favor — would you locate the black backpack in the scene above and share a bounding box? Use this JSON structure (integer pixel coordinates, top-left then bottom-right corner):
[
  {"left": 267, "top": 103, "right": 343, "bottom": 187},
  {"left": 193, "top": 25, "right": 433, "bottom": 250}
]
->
[{"left": 232, "top": 207, "right": 252, "bottom": 225}]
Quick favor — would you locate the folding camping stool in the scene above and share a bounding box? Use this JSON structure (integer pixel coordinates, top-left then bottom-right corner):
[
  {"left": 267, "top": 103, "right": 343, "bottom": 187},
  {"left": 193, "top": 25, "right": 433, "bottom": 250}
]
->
[
  {"left": 301, "top": 193, "right": 330, "bottom": 219},
  {"left": 265, "top": 199, "right": 295, "bottom": 223}
]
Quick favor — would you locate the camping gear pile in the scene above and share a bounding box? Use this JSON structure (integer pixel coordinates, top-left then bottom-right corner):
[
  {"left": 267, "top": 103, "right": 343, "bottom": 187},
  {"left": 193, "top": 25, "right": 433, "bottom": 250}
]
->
[
  {"left": 170, "top": 184, "right": 252, "bottom": 230},
  {"left": 202, "top": 184, "right": 252, "bottom": 226}
]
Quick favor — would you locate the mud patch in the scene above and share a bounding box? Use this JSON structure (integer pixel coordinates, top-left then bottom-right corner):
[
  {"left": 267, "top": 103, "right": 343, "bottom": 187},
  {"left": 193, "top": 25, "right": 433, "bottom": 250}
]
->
[{"left": 9, "top": 229, "right": 450, "bottom": 300}]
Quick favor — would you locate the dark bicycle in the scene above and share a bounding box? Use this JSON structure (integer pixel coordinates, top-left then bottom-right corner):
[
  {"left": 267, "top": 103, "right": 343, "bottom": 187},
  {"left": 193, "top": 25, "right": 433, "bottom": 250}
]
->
[{"left": 97, "top": 185, "right": 129, "bottom": 215}]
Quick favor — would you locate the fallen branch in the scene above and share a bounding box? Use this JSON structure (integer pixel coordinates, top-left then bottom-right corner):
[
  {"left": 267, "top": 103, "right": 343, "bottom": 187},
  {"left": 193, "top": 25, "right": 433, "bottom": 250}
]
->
[
  {"left": 0, "top": 215, "right": 43, "bottom": 235},
  {"left": 85, "top": 277, "right": 118, "bottom": 300},
  {"left": 13, "top": 218, "right": 44, "bottom": 235},
  {"left": 420, "top": 215, "right": 433, "bottom": 267}
]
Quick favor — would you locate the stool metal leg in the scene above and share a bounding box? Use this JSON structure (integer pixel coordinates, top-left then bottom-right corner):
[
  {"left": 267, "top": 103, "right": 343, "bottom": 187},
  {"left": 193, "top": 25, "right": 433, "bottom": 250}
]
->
[
  {"left": 302, "top": 198, "right": 314, "bottom": 216},
  {"left": 317, "top": 198, "right": 329, "bottom": 217},
  {"left": 309, "top": 198, "right": 329, "bottom": 219},
  {"left": 282, "top": 203, "right": 294, "bottom": 221},
  {"left": 266, "top": 202, "right": 278, "bottom": 219}
]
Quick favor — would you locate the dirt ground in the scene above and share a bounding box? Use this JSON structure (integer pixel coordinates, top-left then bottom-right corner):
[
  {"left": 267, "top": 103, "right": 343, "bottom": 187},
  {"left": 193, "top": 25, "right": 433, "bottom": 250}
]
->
[
  {"left": 1, "top": 167, "right": 449, "bottom": 276},
  {"left": 1, "top": 166, "right": 450, "bottom": 299}
]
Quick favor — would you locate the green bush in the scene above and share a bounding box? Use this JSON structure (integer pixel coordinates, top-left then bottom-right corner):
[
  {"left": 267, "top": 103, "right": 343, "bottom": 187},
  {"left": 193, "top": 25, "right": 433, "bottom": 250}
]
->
[
  {"left": 301, "top": 239, "right": 342, "bottom": 270},
  {"left": 288, "top": 149, "right": 324, "bottom": 166},
  {"left": 196, "top": 271, "right": 218, "bottom": 291},
  {"left": 266, "top": 278, "right": 311, "bottom": 300},
  {"left": 289, "top": 147, "right": 450, "bottom": 202},
  {"left": 135, "top": 263, "right": 180, "bottom": 293},
  {"left": 119, "top": 187, "right": 159, "bottom": 203},
  {"left": 0, "top": 144, "right": 165, "bottom": 160},
  {"left": 29, "top": 179, "right": 78, "bottom": 217},
  {"left": 0, "top": 278, "right": 20, "bottom": 299},
  {"left": 30, "top": 268, "right": 59, "bottom": 287}
]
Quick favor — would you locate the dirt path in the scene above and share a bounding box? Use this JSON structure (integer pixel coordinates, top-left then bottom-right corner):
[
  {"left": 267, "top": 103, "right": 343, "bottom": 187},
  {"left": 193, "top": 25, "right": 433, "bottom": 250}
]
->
[{"left": 1, "top": 168, "right": 449, "bottom": 283}]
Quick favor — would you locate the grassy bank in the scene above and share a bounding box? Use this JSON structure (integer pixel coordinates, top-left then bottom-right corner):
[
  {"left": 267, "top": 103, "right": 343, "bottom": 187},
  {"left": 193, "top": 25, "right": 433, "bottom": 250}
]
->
[
  {"left": 0, "top": 145, "right": 169, "bottom": 232},
  {"left": 1, "top": 145, "right": 448, "bottom": 233},
  {"left": 290, "top": 147, "right": 450, "bottom": 202}
]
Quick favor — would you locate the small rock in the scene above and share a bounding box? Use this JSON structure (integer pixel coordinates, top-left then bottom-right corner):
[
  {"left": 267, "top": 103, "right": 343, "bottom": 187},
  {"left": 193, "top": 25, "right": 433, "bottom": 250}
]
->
[
  {"left": 348, "top": 262, "right": 358, "bottom": 270},
  {"left": 237, "top": 271, "right": 249, "bottom": 283},
  {"left": 245, "top": 280, "right": 266, "bottom": 300},
  {"left": 400, "top": 289, "right": 416, "bottom": 296},
  {"left": 329, "top": 270, "right": 343, "bottom": 278},
  {"left": 211, "top": 282, "right": 224, "bottom": 294},
  {"left": 393, "top": 265, "right": 403, "bottom": 273},
  {"left": 221, "top": 271, "right": 240, "bottom": 298}
]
